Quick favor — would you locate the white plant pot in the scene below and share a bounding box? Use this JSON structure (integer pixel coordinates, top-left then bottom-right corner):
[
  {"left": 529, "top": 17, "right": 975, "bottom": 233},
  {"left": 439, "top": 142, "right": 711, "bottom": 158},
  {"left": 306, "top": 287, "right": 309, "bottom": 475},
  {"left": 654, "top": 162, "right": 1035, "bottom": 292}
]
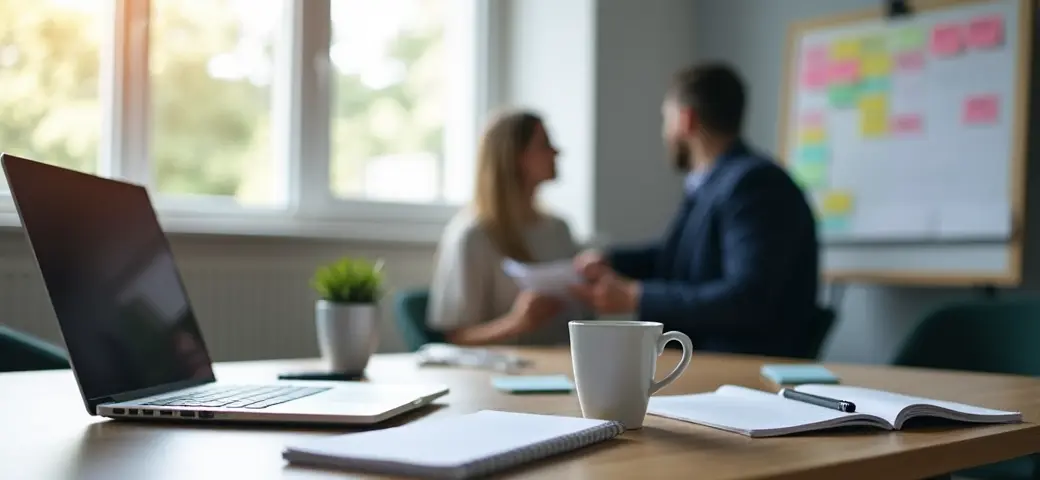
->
[{"left": 315, "top": 300, "right": 380, "bottom": 374}]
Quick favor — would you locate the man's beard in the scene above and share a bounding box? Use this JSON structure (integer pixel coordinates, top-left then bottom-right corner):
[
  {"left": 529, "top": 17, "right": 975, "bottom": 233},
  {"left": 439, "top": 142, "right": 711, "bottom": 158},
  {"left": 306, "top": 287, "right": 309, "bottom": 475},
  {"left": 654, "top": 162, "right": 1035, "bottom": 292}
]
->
[{"left": 669, "top": 139, "right": 691, "bottom": 171}]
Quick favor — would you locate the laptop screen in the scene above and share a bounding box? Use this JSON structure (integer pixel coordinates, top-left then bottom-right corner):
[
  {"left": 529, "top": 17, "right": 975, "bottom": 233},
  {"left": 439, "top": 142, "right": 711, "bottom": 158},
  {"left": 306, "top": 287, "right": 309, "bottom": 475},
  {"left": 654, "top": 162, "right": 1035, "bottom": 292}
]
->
[{"left": 3, "top": 155, "right": 215, "bottom": 404}]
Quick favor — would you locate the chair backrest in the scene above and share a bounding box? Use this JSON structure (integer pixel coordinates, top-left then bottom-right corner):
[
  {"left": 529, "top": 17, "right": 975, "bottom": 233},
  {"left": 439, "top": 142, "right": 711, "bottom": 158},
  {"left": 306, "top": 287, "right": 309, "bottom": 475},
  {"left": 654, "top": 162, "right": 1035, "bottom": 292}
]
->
[
  {"left": 393, "top": 289, "right": 444, "bottom": 352},
  {"left": 0, "top": 325, "right": 70, "bottom": 372},
  {"left": 802, "top": 306, "right": 836, "bottom": 360},
  {"left": 892, "top": 299, "right": 1040, "bottom": 376}
]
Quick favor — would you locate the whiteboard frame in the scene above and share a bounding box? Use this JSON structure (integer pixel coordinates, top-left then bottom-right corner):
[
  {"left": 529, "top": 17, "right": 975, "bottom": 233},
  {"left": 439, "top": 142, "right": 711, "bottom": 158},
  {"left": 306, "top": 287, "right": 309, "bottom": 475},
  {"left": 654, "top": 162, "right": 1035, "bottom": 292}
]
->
[{"left": 777, "top": 0, "right": 1033, "bottom": 286}]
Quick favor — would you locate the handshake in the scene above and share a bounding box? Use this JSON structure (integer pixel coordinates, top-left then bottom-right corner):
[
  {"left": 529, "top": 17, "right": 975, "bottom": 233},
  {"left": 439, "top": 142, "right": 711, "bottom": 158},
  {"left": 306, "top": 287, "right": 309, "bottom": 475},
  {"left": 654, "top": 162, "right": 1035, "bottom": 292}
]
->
[
  {"left": 569, "top": 250, "right": 641, "bottom": 315},
  {"left": 504, "top": 250, "right": 640, "bottom": 317}
]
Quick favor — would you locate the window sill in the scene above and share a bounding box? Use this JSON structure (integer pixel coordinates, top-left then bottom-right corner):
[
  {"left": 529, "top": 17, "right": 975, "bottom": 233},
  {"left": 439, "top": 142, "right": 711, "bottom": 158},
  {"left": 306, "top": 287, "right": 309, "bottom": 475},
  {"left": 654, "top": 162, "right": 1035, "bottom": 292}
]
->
[{"left": 0, "top": 209, "right": 454, "bottom": 245}]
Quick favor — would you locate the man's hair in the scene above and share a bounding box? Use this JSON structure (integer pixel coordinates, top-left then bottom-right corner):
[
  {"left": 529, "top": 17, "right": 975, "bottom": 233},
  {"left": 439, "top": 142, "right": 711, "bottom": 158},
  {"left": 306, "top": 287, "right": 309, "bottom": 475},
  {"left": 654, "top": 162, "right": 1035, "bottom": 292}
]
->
[{"left": 669, "top": 62, "right": 747, "bottom": 135}]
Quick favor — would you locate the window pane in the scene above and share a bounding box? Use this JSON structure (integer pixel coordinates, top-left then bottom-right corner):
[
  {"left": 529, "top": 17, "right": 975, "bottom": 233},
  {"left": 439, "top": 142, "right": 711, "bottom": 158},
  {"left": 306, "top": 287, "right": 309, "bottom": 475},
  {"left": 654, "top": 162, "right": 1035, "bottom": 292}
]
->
[
  {"left": 0, "top": 0, "right": 104, "bottom": 188},
  {"left": 330, "top": 0, "right": 456, "bottom": 204},
  {"left": 150, "top": 0, "right": 281, "bottom": 206}
]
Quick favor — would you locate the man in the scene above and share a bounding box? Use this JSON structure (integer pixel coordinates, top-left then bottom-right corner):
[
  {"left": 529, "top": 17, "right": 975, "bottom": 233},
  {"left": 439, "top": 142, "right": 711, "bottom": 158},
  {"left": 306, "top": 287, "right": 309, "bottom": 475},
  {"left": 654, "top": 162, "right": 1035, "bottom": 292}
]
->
[{"left": 571, "top": 62, "right": 821, "bottom": 357}]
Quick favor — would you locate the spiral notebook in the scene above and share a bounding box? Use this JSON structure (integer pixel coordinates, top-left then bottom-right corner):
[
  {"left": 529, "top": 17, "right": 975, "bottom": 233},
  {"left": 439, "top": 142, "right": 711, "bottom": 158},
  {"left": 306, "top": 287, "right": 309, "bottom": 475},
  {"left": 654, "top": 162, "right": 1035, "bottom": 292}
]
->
[{"left": 282, "top": 410, "right": 625, "bottom": 479}]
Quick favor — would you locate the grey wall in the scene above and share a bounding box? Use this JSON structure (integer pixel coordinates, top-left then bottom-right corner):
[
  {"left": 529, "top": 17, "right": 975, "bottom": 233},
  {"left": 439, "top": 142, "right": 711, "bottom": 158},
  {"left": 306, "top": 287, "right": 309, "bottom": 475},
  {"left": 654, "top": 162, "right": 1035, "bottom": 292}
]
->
[
  {"left": 594, "top": 0, "right": 691, "bottom": 243},
  {"left": 693, "top": 0, "right": 1040, "bottom": 364}
]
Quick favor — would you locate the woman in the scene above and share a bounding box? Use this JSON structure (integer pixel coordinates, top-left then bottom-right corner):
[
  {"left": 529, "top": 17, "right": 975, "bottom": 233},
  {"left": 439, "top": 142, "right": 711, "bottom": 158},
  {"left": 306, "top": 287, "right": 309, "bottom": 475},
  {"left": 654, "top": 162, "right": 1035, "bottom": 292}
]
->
[{"left": 427, "top": 110, "right": 583, "bottom": 346}]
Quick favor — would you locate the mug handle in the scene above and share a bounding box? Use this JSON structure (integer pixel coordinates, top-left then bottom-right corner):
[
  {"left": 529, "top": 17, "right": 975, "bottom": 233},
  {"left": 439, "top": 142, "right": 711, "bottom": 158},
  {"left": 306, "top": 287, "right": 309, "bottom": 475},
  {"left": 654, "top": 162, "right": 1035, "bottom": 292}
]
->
[{"left": 648, "top": 331, "right": 693, "bottom": 395}]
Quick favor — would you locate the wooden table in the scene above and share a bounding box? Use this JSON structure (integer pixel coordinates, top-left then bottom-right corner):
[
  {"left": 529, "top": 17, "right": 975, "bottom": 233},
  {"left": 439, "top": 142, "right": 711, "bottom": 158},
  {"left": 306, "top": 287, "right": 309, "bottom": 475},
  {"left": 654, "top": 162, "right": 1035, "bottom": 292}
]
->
[{"left": 2, "top": 349, "right": 1040, "bottom": 479}]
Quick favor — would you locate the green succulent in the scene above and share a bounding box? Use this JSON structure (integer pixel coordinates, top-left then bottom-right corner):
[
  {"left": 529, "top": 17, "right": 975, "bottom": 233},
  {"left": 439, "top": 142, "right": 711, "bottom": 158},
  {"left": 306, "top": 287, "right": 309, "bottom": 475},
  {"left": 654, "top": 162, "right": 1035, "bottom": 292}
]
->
[{"left": 311, "top": 257, "right": 385, "bottom": 304}]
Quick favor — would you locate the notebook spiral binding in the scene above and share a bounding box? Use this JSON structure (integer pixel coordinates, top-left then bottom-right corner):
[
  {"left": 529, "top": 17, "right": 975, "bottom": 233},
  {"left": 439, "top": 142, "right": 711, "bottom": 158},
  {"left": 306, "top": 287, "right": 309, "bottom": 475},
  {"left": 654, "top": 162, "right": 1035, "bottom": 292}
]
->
[{"left": 456, "top": 420, "right": 626, "bottom": 479}]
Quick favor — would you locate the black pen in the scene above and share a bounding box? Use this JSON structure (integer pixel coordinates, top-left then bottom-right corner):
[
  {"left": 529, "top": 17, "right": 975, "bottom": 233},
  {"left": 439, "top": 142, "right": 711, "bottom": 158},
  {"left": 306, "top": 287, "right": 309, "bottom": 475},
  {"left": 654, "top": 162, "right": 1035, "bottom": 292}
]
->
[{"left": 780, "top": 388, "right": 856, "bottom": 413}]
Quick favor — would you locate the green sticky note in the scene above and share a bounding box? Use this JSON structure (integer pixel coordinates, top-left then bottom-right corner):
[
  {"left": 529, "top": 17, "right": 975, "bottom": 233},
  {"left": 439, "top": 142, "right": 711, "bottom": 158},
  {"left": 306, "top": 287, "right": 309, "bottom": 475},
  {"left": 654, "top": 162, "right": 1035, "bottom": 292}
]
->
[
  {"left": 792, "top": 161, "right": 827, "bottom": 189},
  {"left": 828, "top": 84, "right": 858, "bottom": 108},
  {"left": 862, "top": 35, "right": 888, "bottom": 53},
  {"left": 820, "top": 215, "right": 851, "bottom": 235},
  {"left": 893, "top": 27, "right": 925, "bottom": 52},
  {"left": 798, "top": 144, "right": 828, "bottom": 164},
  {"left": 861, "top": 77, "right": 890, "bottom": 94}
]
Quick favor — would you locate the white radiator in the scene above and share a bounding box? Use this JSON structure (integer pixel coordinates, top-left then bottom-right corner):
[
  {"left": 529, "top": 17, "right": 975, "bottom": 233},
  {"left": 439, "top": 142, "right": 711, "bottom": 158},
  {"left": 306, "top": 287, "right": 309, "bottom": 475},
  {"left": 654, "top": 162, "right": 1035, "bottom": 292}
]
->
[{"left": 0, "top": 236, "right": 436, "bottom": 362}]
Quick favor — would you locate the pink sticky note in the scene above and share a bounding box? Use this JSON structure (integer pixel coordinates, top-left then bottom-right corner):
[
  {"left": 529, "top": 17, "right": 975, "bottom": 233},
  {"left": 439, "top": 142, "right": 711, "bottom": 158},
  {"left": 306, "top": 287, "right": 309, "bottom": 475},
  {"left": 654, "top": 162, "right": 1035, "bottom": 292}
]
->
[
  {"left": 968, "top": 15, "right": 1004, "bottom": 49},
  {"left": 963, "top": 94, "right": 1000, "bottom": 125},
  {"left": 804, "top": 45, "right": 829, "bottom": 67},
  {"left": 801, "top": 66, "right": 828, "bottom": 89},
  {"left": 931, "top": 23, "right": 964, "bottom": 57},
  {"left": 802, "top": 111, "right": 825, "bottom": 127},
  {"left": 827, "top": 60, "right": 860, "bottom": 83},
  {"left": 891, "top": 114, "right": 924, "bottom": 134},
  {"left": 895, "top": 51, "right": 925, "bottom": 71}
]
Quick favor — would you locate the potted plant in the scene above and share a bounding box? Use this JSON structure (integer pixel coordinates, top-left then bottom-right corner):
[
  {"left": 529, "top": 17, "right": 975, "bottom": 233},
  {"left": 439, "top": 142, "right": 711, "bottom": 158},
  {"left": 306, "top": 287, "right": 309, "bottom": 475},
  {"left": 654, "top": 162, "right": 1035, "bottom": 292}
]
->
[{"left": 310, "top": 256, "right": 385, "bottom": 374}]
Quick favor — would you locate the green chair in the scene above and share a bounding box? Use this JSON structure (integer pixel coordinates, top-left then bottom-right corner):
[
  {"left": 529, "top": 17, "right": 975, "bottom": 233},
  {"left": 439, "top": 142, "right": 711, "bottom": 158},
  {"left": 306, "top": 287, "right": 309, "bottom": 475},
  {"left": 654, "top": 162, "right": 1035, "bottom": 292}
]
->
[
  {"left": 893, "top": 300, "right": 1040, "bottom": 480},
  {"left": 0, "top": 324, "right": 70, "bottom": 372},
  {"left": 394, "top": 289, "right": 444, "bottom": 352}
]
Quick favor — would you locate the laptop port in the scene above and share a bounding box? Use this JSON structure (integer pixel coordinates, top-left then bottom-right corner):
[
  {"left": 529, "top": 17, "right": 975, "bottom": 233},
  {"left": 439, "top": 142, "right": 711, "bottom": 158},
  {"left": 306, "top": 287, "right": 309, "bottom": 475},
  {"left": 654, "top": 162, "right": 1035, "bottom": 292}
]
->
[
  {"left": 112, "top": 408, "right": 125, "bottom": 415},
  {"left": 179, "top": 411, "right": 195, "bottom": 418},
  {"left": 128, "top": 409, "right": 138, "bottom": 415},
  {"left": 142, "top": 410, "right": 154, "bottom": 416},
  {"left": 198, "top": 411, "right": 214, "bottom": 419},
  {"left": 159, "top": 410, "right": 173, "bottom": 416}
]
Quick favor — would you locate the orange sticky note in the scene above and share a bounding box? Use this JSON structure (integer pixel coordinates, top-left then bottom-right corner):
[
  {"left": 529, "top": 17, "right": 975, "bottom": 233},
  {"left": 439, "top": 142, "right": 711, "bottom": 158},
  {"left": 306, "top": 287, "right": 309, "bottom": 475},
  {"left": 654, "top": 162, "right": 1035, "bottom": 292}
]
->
[{"left": 968, "top": 15, "right": 1004, "bottom": 49}]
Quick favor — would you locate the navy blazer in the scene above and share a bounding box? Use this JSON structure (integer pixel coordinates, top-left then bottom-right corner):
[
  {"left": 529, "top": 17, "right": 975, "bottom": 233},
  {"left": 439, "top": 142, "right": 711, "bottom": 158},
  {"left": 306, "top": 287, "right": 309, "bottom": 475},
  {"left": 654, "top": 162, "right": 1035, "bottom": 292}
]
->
[{"left": 609, "top": 140, "right": 820, "bottom": 357}]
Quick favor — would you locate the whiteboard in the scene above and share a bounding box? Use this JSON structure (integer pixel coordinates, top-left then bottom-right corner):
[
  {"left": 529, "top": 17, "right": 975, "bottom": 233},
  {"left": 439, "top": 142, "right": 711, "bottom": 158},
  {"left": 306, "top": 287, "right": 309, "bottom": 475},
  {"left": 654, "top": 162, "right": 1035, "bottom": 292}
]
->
[{"left": 779, "top": 0, "right": 1030, "bottom": 285}]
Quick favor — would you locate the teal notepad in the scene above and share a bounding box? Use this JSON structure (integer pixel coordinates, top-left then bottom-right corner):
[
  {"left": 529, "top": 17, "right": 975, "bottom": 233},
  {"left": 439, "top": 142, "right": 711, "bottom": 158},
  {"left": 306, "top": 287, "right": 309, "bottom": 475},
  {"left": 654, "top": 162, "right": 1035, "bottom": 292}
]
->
[
  {"left": 491, "top": 375, "right": 574, "bottom": 393},
  {"left": 760, "top": 364, "right": 840, "bottom": 385}
]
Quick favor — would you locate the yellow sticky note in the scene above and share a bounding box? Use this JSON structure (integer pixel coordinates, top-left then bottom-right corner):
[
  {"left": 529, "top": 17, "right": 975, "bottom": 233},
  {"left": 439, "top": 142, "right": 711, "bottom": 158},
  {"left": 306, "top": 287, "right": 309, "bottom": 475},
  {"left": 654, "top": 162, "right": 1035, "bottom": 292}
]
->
[
  {"left": 831, "top": 38, "right": 861, "bottom": 60},
  {"left": 799, "top": 126, "right": 826, "bottom": 145},
  {"left": 859, "top": 93, "right": 887, "bottom": 112},
  {"left": 861, "top": 110, "right": 887, "bottom": 137},
  {"left": 821, "top": 191, "right": 854, "bottom": 215},
  {"left": 862, "top": 54, "right": 892, "bottom": 77},
  {"left": 858, "top": 93, "right": 888, "bottom": 137}
]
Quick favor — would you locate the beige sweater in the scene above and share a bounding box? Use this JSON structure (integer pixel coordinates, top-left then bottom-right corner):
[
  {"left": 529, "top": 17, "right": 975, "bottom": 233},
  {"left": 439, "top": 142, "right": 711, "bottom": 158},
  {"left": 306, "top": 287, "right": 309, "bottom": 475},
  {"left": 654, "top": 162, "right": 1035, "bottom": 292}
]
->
[{"left": 426, "top": 209, "right": 587, "bottom": 346}]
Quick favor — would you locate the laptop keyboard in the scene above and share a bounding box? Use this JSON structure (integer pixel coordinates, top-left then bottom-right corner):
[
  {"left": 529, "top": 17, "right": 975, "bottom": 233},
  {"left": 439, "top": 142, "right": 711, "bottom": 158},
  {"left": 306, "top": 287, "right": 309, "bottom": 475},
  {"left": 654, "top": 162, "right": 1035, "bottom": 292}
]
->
[{"left": 141, "top": 385, "right": 330, "bottom": 409}]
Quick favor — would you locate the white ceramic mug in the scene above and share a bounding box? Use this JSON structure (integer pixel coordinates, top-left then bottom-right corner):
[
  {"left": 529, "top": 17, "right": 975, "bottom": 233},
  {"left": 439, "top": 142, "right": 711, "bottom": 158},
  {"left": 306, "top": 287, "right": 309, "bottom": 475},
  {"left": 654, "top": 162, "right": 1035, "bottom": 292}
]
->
[{"left": 569, "top": 320, "right": 693, "bottom": 429}]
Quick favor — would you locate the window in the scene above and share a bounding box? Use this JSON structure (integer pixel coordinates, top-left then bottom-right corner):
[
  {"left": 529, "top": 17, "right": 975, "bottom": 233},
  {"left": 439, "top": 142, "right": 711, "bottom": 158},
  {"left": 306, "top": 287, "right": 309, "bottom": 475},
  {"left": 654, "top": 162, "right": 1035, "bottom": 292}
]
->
[
  {"left": 0, "top": 0, "right": 488, "bottom": 240},
  {"left": 0, "top": 0, "right": 105, "bottom": 189},
  {"left": 149, "top": 0, "right": 280, "bottom": 207},
  {"left": 329, "top": 0, "right": 448, "bottom": 204}
]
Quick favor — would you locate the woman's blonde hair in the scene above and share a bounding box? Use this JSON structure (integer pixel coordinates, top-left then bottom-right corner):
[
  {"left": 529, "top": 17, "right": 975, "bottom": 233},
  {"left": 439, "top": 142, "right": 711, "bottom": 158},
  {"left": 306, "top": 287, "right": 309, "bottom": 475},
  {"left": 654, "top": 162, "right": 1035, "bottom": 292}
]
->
[{"left": 472, "top": 110, "right": 544, "bottom": 262}]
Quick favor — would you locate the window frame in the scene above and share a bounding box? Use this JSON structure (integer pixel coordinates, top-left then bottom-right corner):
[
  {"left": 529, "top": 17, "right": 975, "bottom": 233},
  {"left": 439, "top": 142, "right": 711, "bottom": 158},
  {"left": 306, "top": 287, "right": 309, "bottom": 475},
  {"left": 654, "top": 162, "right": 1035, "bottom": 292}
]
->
[{"left": 0, "top": 0, "right": 495, "bottom": 244}]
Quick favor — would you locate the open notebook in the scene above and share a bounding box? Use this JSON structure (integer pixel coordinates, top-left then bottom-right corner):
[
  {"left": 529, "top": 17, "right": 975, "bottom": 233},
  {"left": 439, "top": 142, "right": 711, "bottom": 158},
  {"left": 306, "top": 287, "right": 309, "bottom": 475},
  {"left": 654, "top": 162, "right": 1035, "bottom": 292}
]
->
[
  {"left": 283, "top": 410, "right": 624, "bottom": 479},
  {"left": 647, "top": 384, "right": 1022, "bottom": 438}
]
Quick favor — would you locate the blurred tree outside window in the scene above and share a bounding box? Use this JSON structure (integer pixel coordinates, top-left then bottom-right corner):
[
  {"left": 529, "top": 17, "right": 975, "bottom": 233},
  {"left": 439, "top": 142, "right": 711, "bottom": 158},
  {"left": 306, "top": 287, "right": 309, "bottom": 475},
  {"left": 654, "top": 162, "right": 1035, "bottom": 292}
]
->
[{"left": 0, "top": 0, "right": 465, "bottom": 208}]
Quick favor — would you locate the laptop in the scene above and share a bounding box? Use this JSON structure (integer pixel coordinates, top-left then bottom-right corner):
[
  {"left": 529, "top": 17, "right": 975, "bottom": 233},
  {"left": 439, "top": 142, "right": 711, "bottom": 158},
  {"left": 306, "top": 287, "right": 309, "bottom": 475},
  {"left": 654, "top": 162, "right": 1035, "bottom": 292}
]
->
[{"left": 1, "top": 153, "right": 448, "bottom": 425}]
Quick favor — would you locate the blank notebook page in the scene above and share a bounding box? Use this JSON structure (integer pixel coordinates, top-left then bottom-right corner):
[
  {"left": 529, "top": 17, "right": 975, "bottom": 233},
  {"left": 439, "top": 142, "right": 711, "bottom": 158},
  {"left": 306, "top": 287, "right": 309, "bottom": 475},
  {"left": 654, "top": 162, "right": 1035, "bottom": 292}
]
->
[
  {"left": 286, "top": 410, "right": 616, "bottom": 468},
  {"left": 647, "top": 385, "right": 856, "bottom": 434}
]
